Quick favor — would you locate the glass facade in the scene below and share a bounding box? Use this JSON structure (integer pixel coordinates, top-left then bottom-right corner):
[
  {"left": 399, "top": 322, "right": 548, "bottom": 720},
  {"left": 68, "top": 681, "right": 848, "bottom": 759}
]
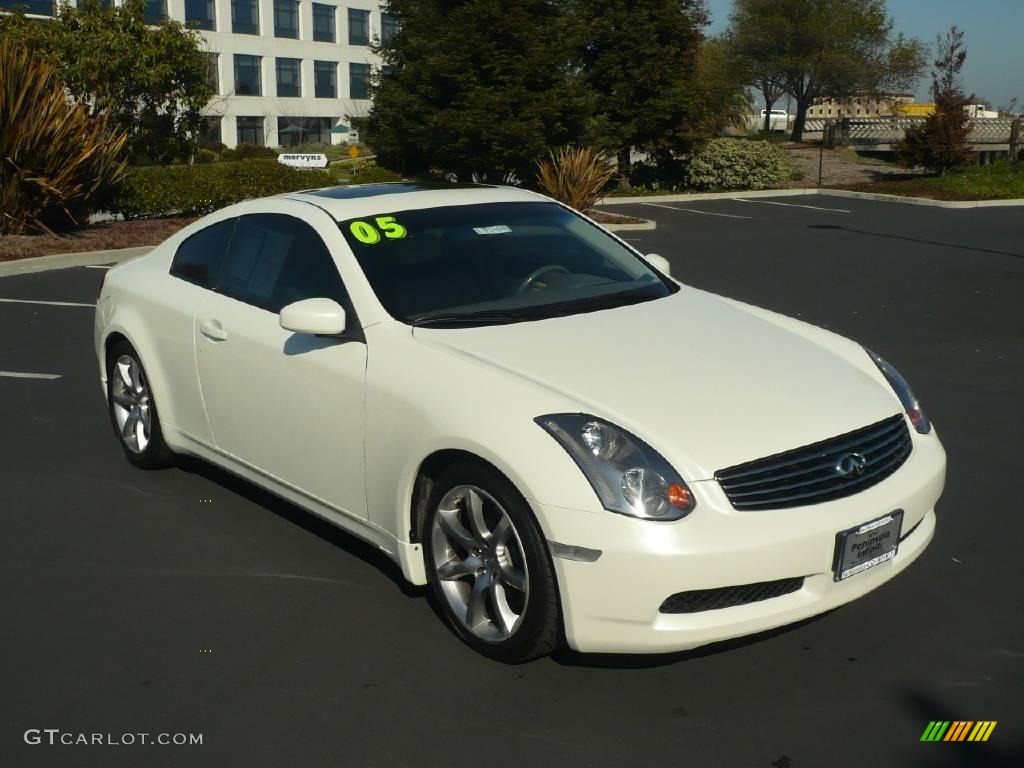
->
[
  {"left": 314, "top": 61, "right": 336, "bottom": 99},
  {"left": 312, "top": 3, "right": 335, "bottom": 43},
  {"left": 144, "top": 0, "right": 167, "bottom": 24},
  {"left": 199, "top": 117, "right": 223, "bottom": 147},
  {"left": 231, "top": 0, "right": 259, "bottom": 34},
  {"left": 236, "top": 116, "right": 265, "bottom": 146},
  {"left": 347, "top": 8, "right": 369, "bottom": 45},
  {"left": 0, "top": 0, "right": 55, "bottom": 14},
  {"left": 381, "top": 12, "right": 397, "bottom": 45},
  {"left": 207, "top": 53, "right": 219, "bottom": 95},
  {"left": 275, "top": 57, "right": 302, "bottom": 98},
  {"left": 234, "top": 54, "right": 262, "bottom": 96},
  {"left": 348, "top": 62, "right": 369, "bottom": 99},
  {"left": 277, "top": 116, "right": 333, "bottom": 146},
  {"left": 185, "top": 0, "right": 215, "bottom": 30},
  {"left": 274, "top": 0, "right": 299, "bottom": 39}
]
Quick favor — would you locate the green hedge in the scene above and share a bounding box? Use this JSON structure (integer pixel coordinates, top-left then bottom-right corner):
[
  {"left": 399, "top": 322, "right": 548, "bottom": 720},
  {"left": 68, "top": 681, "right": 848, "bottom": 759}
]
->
[
  {"left": 685, "top": 138, "right": 793, "bottom": 191},
  {"left": 108, "top": 159, "right": 333, "bottom": 218}
]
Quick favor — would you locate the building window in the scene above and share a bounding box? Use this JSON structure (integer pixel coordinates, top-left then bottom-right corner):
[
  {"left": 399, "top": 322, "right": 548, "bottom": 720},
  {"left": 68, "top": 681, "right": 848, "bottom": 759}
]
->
[
  {"left": 0, "top": 0, "right": 55, "bottom": 14},
  {"left": 348, "top": 62, "right": 369, "bottom": 99},
  {"left": 381, "top": 64, "right": 395, "bottom": 78},
  {"left": 200, "top": 117, "right": 222, "bottom": 147},
  {"left": 231, "top": 0, "right": 259, "bottom": 34},
  {"left": 207, "top": 53, "right": 219, "bottom": 95},
  {"left": 144, "top": 0, "right": 167, "bottom": 23},
  {"left": 185, "top": 0, "right": 215, "bottom": 30},
  {"left": 274, "top": 0, "right": 299, "bottom": 38},
  {"left": 314, "top": 61, "right": 337, "bottom": 99},
  {"left": 348, "top": 8, "right": 369, "bottom": 45},
  {"left": 236, "top": 116, "right": 265, "bottom": 146},
  {"left": 312, "top": 3, "right": 335, "bottom": 42},
  {"left": 234, "top": 54, "right": 262, "bottom": 96},
  {"left": 276, "top": 57, "right": 301, "bottom": 97},
  {"left": 277, "top": 116, "right": 333, "bottom": 146},
  {"left": 381, "top": 12, "right": 397, "bottom": 45}
]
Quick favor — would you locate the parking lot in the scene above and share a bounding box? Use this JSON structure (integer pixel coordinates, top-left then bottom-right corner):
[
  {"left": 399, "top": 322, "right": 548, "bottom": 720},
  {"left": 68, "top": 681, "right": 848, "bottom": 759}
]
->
[{"left": 1, "top": 195, "right": 1021, "bottom": 767}]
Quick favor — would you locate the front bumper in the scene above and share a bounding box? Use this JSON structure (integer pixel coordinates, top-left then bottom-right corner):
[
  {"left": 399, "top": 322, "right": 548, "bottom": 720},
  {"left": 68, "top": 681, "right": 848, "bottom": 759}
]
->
[{"left": 538, "top": 428, "right": 945, "bottom": 654}]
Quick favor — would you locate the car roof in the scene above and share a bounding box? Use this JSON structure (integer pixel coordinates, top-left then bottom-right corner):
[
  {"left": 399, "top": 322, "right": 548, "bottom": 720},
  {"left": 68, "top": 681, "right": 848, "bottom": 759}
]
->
[{"left": 283, "top": 182, "right": 546, "bottom": 221}]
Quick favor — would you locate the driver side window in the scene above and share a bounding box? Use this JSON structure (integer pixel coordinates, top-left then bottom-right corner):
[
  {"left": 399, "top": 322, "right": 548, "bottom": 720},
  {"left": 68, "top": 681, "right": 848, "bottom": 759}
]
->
[{"left": 217, "top": 213, "right": 348, "bottom": 313}]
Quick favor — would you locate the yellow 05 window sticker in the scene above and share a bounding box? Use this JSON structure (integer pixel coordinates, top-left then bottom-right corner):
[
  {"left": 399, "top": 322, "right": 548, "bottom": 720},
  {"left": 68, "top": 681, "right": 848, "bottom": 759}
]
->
[{"left": 349, "top": 216, "right": 408, "bottom": 244}]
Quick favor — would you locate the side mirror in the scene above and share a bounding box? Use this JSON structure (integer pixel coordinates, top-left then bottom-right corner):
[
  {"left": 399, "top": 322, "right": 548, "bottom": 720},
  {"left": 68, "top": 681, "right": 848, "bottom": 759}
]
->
[
  {"left": 279, "top": 298, "right": 347, "bottom": 336},
  {"left": 646, "top": 253, "right": 671, "bottom": 277}
]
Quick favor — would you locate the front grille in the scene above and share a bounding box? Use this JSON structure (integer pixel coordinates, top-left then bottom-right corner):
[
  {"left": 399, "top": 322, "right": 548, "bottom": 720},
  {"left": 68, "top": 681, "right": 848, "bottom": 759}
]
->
[
  {"left": 715, "top": 415, "right": 912, "bottom": 510},
  {"left": 660, "top": 577, "right": 804, "bottom": 614}
]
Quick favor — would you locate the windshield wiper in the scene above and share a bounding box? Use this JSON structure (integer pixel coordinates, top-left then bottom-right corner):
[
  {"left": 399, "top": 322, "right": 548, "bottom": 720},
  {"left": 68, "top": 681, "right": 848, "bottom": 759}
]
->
[
  {"left": 530, "top": 289, "right": 657, "bottom": 318},
  {"left": 410, "top": 310, "right": 530, "bottom": 327}
]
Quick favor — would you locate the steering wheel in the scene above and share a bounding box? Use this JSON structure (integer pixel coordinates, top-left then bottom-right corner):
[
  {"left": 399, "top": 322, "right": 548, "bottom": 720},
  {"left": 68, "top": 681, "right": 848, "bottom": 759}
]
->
[{"left": 517, "top": 264, "right": 570, "bottom": 294}]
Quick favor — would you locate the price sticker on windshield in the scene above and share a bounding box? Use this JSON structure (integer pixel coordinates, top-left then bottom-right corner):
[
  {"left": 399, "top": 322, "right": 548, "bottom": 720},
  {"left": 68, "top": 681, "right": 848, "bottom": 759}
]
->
[{"left": 349, "top": 216, "right": 408, "bottom": 244}]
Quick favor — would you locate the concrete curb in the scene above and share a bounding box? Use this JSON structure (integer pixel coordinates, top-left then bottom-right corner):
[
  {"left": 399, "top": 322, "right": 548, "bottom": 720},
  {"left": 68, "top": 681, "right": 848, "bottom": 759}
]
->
[
  {"left": 817, "top": 189, "right": 1024, "bottom": 208},
  {"left": 602, "top": 220, "right": 657, "bottom": 231},
  {"left": 0, "top": 246, "right": 153, "bottom": 278},
  {"left": 599, "top": 188, "right": 818, "bottom": 205},
  {"left": 600, "top": 187, "right": 1024, "bottom": 209}
]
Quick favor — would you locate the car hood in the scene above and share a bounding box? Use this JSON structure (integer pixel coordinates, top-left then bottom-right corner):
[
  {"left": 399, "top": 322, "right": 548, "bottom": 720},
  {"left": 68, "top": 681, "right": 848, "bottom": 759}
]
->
[{"left": 413, "top": 287, "right": 901, "bottom": 480}]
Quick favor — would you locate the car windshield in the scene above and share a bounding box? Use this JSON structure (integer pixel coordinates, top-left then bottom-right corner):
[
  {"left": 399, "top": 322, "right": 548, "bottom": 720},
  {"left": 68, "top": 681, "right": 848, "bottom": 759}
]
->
[{"left": 339, "top": 201, "right": 676, "bottom": 326}]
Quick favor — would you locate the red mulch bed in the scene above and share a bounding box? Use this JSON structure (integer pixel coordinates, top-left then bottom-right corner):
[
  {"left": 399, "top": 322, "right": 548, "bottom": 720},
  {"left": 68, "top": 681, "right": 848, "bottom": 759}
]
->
[{"left": 0, "top": 217, "right": 197, "bottom": 262}]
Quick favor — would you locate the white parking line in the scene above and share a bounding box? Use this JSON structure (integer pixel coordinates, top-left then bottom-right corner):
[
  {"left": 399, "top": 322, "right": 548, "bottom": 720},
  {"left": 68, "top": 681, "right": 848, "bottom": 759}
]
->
[
  {"left": 0, "top": 298, "right": 95, "bottom": 308},
  {"left": 83, "top": 265, "right": 112, "bottom": 270},
  {"left": 0, "top": 371, "right": 62, "bottom": 380},
  {"left": 732, "top": 198, "right": 852, "bottom": 213},
  {"left": 642, "top": 203, "right": 752, "bottom": 219}
]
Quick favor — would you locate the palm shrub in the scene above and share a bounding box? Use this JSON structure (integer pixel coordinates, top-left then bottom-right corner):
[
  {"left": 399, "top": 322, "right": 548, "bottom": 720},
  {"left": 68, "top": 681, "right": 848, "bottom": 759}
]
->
[
  {"left": 536, "top": 147, "right": 616, "bottom": 212},
  {"left": 0, "top": 41, "right": 127, "bottom": 235}
]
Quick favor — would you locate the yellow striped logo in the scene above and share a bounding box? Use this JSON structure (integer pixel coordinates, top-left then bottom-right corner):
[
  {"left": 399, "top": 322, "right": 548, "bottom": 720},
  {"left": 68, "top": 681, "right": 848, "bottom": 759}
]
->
[{"left": 920, "top": 721, "right": 997, "bottom": 742}]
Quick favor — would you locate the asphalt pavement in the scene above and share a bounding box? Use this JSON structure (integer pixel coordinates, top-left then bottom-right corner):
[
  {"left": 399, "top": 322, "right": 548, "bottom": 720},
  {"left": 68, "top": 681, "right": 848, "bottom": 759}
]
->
[{"left": 1, "top": 195, "right": 1022, "bottom": 767}]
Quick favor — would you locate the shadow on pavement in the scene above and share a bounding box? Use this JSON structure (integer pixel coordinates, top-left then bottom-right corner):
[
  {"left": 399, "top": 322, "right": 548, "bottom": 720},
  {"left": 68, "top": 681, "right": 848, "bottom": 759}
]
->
[{"left": 807, "top": 224, "right": 1023, "bottom": 260}]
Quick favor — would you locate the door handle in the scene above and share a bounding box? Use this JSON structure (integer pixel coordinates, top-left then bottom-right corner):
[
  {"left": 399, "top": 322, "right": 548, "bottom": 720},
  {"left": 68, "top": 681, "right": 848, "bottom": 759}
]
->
[{"left": 199, "top": 319, "right": 228, "bottom": 341}]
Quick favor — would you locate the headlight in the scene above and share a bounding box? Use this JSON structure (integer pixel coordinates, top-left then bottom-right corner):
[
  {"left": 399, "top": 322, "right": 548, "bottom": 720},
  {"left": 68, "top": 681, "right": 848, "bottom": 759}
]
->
[
  {"left": 865, "top": 349, "right": 931, "bottom": 434},
  {"left": 535, "top": 414, "right": 695, "bottom": 520}
]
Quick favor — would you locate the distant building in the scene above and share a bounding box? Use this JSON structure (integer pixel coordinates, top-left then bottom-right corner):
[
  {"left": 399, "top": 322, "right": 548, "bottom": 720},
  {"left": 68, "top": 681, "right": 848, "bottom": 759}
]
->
[
  {"left": 893, "top": 103, "right": 1000, "bottom": 119},
  {"left": 2, "top": 0, "right": 390, "bottom": 148},
  {"left": 806, "top": 94, "right": 915, "bottom": 119}
]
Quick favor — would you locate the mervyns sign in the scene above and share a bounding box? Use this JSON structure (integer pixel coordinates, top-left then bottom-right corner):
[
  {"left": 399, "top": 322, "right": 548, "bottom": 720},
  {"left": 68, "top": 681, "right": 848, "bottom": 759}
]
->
[{"left": 278, "top": 153, "right": 329, "bottom": 169}]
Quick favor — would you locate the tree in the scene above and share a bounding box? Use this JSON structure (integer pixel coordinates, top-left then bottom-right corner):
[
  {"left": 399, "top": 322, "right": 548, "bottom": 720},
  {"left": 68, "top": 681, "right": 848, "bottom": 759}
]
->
[
  {"left": 726, "top": 0, "right": 926, "bottom": 142},
  {"left": 368, "top": 0, "right": 593, "bottom": 182},
  {"left": 569, "top": 0, "right": 710, "bottom": 179},
  {"left": 721, "top": 4, "right": 787, "bottom": 133},
  {"left": 896, "top": 26, "right": 974, "bottom": 174},
  {"left": 0, "top": 0, "right": 213, "bottom": 164}
]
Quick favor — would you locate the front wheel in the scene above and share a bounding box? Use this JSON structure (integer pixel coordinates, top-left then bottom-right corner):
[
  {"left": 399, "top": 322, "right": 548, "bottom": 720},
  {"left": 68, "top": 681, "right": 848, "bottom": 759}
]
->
[{"left": 424, "top": 462, "right": 561, "bottom": 663}]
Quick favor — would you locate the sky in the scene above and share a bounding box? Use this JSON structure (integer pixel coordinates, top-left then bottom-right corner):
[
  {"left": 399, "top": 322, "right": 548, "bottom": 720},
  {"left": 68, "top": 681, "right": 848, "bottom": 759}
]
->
[{"left": 705, "top": 0, "right": 1024, "bottom": 110}]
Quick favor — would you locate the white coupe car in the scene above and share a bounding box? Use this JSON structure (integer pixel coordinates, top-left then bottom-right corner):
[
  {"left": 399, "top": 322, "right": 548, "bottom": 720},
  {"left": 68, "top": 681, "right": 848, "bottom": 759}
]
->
[{"left": 94, "top": 183, "right": 946, "bottom": 662}]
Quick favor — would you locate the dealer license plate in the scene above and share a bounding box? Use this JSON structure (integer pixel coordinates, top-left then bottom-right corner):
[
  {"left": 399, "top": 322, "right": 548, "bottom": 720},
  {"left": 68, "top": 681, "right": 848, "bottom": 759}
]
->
[{"left": 833, "top": 510, "right": 904, "bottom": 581}]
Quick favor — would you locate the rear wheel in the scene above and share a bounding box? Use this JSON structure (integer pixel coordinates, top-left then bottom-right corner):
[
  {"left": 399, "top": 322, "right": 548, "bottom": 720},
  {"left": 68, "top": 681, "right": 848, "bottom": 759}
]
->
[
  {"left": 106, "top": 340, "right": 174, "bottom": 469},
  {"left": 424, "top": 461, "right": 560, "bottom": 663}
]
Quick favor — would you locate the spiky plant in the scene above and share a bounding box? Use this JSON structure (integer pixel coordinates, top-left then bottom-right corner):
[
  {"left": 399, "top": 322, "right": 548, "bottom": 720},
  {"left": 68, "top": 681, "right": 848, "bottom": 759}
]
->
[
  {"left": 0, "top": 41, "right": 127, "bottom": 235},
  {"left": 536, "top": 146, "right": 617, "bottom": 212}
]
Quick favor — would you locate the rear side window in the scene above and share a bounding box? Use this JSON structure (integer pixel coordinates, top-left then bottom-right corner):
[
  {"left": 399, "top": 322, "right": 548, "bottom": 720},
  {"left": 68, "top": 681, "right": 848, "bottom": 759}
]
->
[
  {"left": 170, "top": 218, "right": 236, "bottom": 288},
  {"left": 218, "top": 213, "right": 348, "bottom": 313}
]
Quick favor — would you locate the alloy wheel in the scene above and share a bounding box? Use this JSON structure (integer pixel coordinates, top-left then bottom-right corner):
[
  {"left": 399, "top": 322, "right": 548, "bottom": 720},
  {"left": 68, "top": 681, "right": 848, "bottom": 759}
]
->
[
  {"left": 430, "top": 484, "right": 530, "bottom": 642},
  {"left": 110, "top": 354, "right": 152, "bottom": 454}
]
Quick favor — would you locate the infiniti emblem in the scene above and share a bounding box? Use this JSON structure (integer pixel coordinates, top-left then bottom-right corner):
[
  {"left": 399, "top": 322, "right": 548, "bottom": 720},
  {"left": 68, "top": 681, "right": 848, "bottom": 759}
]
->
[{"left": 835, "top": 452, "right": 868, "bottom": 477}]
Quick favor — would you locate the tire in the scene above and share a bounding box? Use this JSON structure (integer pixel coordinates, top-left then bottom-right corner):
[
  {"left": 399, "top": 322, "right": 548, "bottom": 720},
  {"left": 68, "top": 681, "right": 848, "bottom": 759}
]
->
[
  {"left": 106, "top": 340, "right": 174, "bottom": 469},
  {"left": 423, "top": 461, "right": 560, "bottom": 663}
]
